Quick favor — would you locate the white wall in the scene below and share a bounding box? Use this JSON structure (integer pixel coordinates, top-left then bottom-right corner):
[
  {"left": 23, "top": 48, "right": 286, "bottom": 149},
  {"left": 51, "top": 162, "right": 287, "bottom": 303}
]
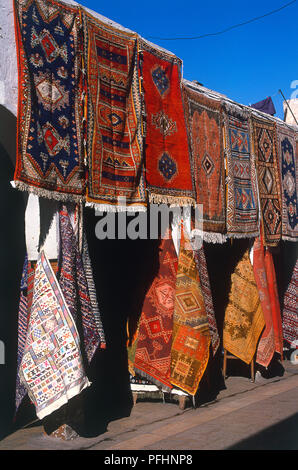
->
[
  {"left": 0, "top": 0, "right": 18, "bottom": 116},
  {"left": 283, "top": 99, "right": 298, "bottom": 126}
]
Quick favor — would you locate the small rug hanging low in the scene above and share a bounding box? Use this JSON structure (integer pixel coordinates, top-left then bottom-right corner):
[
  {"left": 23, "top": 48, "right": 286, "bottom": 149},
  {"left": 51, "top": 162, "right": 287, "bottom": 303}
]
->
[{"left": 19, "top": 251, "right": 90, "bottom": 420}]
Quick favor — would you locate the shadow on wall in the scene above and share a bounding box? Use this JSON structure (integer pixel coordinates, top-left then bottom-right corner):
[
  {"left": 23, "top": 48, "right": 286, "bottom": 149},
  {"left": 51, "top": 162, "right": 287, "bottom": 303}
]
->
[{"left": 0, "top": 105, "right": 26, "bottom": 440}]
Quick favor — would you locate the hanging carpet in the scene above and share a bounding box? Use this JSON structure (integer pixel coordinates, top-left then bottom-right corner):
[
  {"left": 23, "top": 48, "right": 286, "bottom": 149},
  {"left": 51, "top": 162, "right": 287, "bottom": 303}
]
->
[
  {"left": 276, "top": 124, "right": 298, "bottom": 242},
  {"left": 193, "top": 245, "right": 220, "bottom": 356},
  {"left": 223, "top": 104, "right": 259, "bottom": 239},
  {"left": 264, "top": 246, "right": 283, "bottom": 357},
  {"left": 170, "top": 230, "right": 211, "bottom": 396},
  {"left": 282, "top": 257, "right": 298, "bottom": 348},
  {"left": 83, "top": 10, "right": 146, "bottom": 211},
  {"left": 132, "top": 231, "right": 178, "bottom": 390},
  {"left": 140, "top": 40, "right": 195, "bottom": 206},
  {"left": 15, "top": 257, "right": 35, "bottom": 412},
  {"left": 251, "top": 116, "right": 282, "bottom": 246},
  {"left": 58, "top": 204, "right": 106, "bottom": 362},
  {"left": 253, "top": 236, "right": 277, "bottom": 368},
  {"left": 13, "top": 0, "right": 85, "bottom": 201},
  {"left": 223, "top": 249, "right": 265, "bottom": 364},
  {"left": 18, "top": 251, "right": 90, "bottom": 420},
  {"left": 182, "top": 85, "right": 226, "bottom": 240}
]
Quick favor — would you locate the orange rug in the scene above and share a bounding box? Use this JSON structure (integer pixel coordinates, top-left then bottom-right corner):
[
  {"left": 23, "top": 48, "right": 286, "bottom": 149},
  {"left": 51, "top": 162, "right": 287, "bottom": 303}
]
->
[{"left": 253, "top": 236, "right": 276, "bottom": 368}]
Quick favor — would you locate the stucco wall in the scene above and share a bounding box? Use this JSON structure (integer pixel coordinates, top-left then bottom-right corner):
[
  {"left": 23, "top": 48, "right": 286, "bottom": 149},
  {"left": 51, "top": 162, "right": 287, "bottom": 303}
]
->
[{"left": 283, "top": 99, "right": 298, "bottom": 126}]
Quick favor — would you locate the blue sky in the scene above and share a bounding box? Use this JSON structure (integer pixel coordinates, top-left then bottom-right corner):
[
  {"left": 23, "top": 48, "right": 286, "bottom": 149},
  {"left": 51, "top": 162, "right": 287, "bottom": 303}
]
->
[{"left": 79, "top": 0, "right": 298, "bottom": 120}]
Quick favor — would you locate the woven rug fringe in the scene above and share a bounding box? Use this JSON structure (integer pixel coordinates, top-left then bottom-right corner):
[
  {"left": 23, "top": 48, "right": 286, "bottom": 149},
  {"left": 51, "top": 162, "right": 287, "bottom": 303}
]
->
[
  {"left": 227, "top": 231, "right": 260, "bottom": 240},
  {"left": 149, "top": 192, "right": 196, "bottom": 207},
  {"left": 14, "top": 181, "right": 85, "bottom": 203},
  {"left": 85, "top": 201, "right": 147, "bottom": 213},
  {"left": 223, "top": 101, "right": 249, "bottom": 120},
  {"left": 133, "top": 367, "right": 172, "bottom": 393},
  {"left": 191, "top": 229, "right": 227, "bottom": 244},
  {"left": 282, "top": 235, "right": 298, "bottom": 242}
]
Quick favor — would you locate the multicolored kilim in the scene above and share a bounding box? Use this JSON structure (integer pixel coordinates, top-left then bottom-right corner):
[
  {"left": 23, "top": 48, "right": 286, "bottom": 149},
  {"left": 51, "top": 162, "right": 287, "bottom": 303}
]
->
[
  {"left": 252, "top": 117, "right": 282, "bottom": 246},
  {"left": 83, "top": 11, "right": 146, "bottom": 210},
  {"left": 183, "top": 85, "right": 226, "bottom": 237},
  {"left": 81, "top": 236, "right": 106, "bottom": 344},
  {"left": 141, "top": 41, "right": 195, "bottom": 206},
  {"left": 193, "top": 245, "right": 220, "bottom": 356},
  {"left": 223, "top": 249, "right": 265, "bottom": 364},
  {"left": 13, "top": 0, "right": 85, "bottom": 201},
  {"left": 19, "top": 251, "right": 90, "bottom": 419},
  {"left": 276, "top": 124, "right": 298, "bottom": 242},
  {"left": 15, "top": 257, "right": 31, "bottom": 411},
  {"left": 170, "top": 231, "right": 211, "bottom": 396},
  {"left": 282, "top": 258, "right": 298, "bottom": 348},
  {"left": 133, "top": 232, "right": 178, "bottom": 390},
  {"left": 253, "top": 236, "right": 276, "bottom": 368},
  {"left": 223, "top": 105, "right": 259, "bottom": 238},
  {"left": 16, "top": 257, "right": 38, "bottom": 412},
  {"left": 16, "top": 258, "right": 61, "bottom": 412},
  {"left": 58, "top": 205, "right": 106, "bottom": 362}
]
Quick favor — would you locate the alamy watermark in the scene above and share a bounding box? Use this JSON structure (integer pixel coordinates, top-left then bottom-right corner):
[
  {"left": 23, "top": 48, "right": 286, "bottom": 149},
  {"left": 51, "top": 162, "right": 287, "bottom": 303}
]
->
[{"left": 94, "top": 198, "right": 204, "bottom": 250}]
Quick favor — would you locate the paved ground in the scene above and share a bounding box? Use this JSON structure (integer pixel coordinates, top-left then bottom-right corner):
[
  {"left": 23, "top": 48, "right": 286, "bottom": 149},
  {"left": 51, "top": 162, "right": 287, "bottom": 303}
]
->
[{"left": 1, "top": 358, "right": 298, "bottom": 451}]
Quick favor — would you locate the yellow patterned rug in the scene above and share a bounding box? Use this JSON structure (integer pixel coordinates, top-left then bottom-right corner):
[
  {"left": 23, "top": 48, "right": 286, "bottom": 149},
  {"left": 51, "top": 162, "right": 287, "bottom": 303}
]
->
[
  {"left": 170, "top": 232, "right": 211, "bottom": 396},
  {"left": 223, "top": 250, "right": 265, "bottom": 365}
]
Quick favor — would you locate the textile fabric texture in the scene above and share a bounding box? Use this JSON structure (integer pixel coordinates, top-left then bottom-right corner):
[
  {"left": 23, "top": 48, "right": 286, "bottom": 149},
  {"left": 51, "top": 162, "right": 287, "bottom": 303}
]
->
[
  {"left": 276, "top": 124, "right": 298, "bottom": 241},
  {"left": 133, "top": 232, "right": 178, "bottom": 390},
  {"left": 252, "top": 116, "right": 282, "bottom": 246},
  {"left": 253, "top": 236, "right": 276, "bottom": 368},
  {"left": 19, "top": 251, "right": 90, "bottom": 419},
  {"left": 58, "top": 204, "right": 106, "bottom": 362},
  {"left": 182, "top": 85, "right": 226, "bottom": 237},
  {"left": 223, "top": 249, "right": 265, "bottom": 364},
  {"left": 170, "top": 231, "right": 211, "bottom": 396},
  {"left": 264, "top": 247, "right": 283, "bottom": 357},
  {"left": 13, "top": 0, "right": 85, "bottom": 200},
  {"left": 141, "top": 41, "right": 195, "bottom": 206},
  {"left": 16, "top": 257, "right": 52, "bottom": 412},
  {"left": 15, "top": 257, "right": 32, "bottom": 411},
  {"left": 83, "top": 11, "right": 146, "bottom": 210},
  {"left": 224, "top": 105, "right": 259, "bottom": 238},
  {"left": 193, "top": 245, "right": 220, "bottom": 356},
  {"left": 81, "top": 236, "right": 106, "bottom": 344},
  {"left": 282, "top": 258, "right": 298, "bottom": 348}
]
